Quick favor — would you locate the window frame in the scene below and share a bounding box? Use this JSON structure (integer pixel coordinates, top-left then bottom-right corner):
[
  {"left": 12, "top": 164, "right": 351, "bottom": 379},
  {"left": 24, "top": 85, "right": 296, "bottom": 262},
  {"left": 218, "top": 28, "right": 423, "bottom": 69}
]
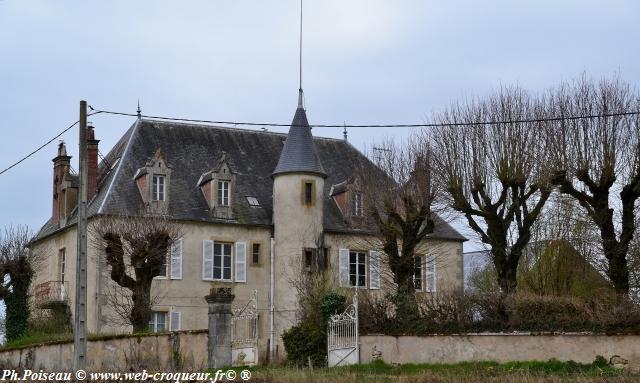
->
[
  {"left": 217, "top": 180, "right": 230, "bottom": 206},
  {"left": 152, "top": 174, "right": 166, "bottom": 201},
  {"left": 352, "top": 191, "right": 363, "bottom": 216},
  {"left": 251, "top": 243, "right": 261, "bottom": 266},
  {"left": 58, "top": 248, "right": 66, "bottom": 283},
  {"left": 148, "top": 311, "right": 168, "bottom": 333},
  {"left": 348, "top": 251, "right": 367, "bottom": 288},
  {"left": 413, "top": 255, "right": 424, "bottom": 291},
  {"left": 213, "top": 242, "right": 233, "bottom": 281}
]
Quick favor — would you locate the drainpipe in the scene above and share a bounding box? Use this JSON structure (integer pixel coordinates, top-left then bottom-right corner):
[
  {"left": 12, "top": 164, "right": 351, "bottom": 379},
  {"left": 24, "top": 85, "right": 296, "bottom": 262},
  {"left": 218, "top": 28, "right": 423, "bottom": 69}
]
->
[{"left": 269, "top": 237, "right": 275, "bottom": 362}]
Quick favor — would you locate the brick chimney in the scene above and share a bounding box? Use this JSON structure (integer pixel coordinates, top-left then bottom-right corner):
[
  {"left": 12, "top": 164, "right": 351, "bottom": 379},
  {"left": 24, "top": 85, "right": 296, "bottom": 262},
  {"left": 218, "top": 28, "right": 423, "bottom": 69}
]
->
[
  {"left": 87, "top": 125, "right": 100, "bottom": 200},
  {"left": 52, "top": 142, "right": 71, "bottom": 226}
]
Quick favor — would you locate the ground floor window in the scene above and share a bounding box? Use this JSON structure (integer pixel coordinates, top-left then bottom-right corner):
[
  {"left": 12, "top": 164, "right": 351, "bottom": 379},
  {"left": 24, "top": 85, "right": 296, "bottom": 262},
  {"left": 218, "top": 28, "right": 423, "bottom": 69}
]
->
[
  {"left": 349, "top": 251, "right": 366, "bottom": 287},
  {"left": 414, "top": 256, "right": 423, "bottom": 291},
  {"left": 148, "top": 311, "right": 167, "bottom": 333}
]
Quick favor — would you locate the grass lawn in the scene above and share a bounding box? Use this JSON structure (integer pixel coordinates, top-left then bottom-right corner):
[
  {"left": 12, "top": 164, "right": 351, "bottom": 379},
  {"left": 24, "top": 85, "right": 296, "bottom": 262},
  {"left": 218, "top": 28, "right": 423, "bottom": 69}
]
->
[{"left": 230, "top": 359, "right": 639, "bottom": 382}]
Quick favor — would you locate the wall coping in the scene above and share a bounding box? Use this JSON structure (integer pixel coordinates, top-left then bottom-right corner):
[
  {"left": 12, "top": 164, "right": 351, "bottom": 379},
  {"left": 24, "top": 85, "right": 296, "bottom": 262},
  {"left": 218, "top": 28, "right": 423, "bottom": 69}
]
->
[
  {"left": 363, "top": 332, "right": 640, "bottom": 337},
  {"left": 0, "top": 329, "right": 208, "bottom": 353}
]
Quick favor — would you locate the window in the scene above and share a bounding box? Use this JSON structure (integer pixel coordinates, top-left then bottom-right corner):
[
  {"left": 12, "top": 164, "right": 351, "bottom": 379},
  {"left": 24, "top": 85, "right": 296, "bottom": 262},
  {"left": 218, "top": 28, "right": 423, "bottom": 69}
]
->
[
  {"left": 425, "top": 255, "right": 436, "bottom": 292},
  {"left": 156, "top": 251, "right": 168, "bottom": 278},
  {"left": 352, "top": 192, "right": 363, "bottom": 216},
  {"left": 304, "top": 182, "right": 313, "bottom": 205},
  {"left": 304, "top": 250, "right": 314, "bottom": 273},
  {"left": 148, "top": 311, "right": 167, "bottom": 332},
  {"left": 58, "top": 249, "right": 66, "bottom": 283},
  {"left": 349, "top": 251, "right": 366, "bottom": 287},
  {"left": 152, "top": 175, "right": 165, "bottom": 201},
  {"left": 218, "top": 181, "right": 230, "bottom": 206},
  {"left": 252, "top": 243, "right": 261, "bottom": 265},
  {"left": 246, "top": 196, "right": 260, "bottom": 207},
  {"left": 213, "top": 243, "right": 233, "bottom": 281},
  {"left": 413, "top": 256, "right": 423, "bottom": 291}
]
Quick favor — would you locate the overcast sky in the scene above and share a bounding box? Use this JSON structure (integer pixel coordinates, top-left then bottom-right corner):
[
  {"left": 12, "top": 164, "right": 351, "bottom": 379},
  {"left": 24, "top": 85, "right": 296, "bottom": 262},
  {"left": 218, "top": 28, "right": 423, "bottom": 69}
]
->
[{"left": 0, "top": 0, "right": 639, "bottom": 252}]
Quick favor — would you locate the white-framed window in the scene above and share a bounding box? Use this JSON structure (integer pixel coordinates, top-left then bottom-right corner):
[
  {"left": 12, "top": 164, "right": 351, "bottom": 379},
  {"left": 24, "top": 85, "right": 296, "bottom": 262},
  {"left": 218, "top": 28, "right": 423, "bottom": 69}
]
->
[
  {"left": 148, "top": 311, "right": 167, "bottom": 333},
  {"left": 214, "top": 243, "right": 233, "bottom": 281},
  {"left": 152, "top": 175, "right": 166, "bottom": 201},
  {"left": 349, "top": 251, "right": 367, "bottom": 287},
  {"left": 413, "top": 256, "right": 423, "bottom": 291},
  {"left": 58, "top": 248, "right": 66, "bottom": 283},
  {"left": 218, "top": 180, "right": 230, "bottom": 206},
  {"left": 154, "top": 238, "right": 182, "bottom": 280},
  {"left": 352, "top": 192, "right": 363, "bottom": 216},
  {"left": 425, "top": 255, "right": 436, "bottom": 292}
]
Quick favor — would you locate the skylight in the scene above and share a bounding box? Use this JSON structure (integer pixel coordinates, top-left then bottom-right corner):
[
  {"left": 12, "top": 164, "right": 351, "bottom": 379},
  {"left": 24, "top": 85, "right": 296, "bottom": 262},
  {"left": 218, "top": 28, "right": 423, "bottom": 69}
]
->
[{"left": 246, "top": 197, "right": 260, "bottom": 207}]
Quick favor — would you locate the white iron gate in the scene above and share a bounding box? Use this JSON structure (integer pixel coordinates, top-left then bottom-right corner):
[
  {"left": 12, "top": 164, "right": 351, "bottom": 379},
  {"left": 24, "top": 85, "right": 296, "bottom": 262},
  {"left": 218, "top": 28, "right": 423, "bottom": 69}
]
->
[
  {"left": 327, "top": 293, "right": 359, "bottom": 367},
  {"left": 231, "top": 290, "right": 259, "bottom": 366}
]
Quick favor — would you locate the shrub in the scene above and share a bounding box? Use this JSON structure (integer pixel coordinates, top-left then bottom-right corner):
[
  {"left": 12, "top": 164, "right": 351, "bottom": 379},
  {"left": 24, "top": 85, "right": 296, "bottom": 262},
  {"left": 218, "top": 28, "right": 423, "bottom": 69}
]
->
[{"left": 359, "top": 292, "right": 640, "bottom": 335}]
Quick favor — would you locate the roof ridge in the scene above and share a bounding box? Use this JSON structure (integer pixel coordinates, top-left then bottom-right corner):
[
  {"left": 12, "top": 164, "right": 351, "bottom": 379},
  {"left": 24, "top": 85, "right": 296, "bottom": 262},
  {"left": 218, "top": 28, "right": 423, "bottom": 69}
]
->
[{"left": 141, "top": 118, "right": 348, "bottom": 142}]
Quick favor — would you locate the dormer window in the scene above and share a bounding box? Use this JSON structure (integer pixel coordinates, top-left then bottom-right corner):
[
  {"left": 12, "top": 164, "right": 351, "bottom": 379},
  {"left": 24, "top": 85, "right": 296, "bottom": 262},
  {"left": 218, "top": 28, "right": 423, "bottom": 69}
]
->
[
  {"left": 152, "top": 175, "right": 166, "bottom": 201},
  {"left": 134, "top": 149, "right": 171, "bottom": 214},
  {"left": 198, "top": 152, "right": 236, "bottom": 219},
  {"left": 352, "top": 192, "right": 363, "bottom": 216},
  {"left": 218, "top": 180, "right": 230, "bottom": 206}
]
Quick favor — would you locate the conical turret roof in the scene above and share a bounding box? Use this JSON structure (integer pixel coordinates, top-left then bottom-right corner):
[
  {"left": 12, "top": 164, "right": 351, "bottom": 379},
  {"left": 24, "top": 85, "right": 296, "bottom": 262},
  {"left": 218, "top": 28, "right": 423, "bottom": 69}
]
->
[{"left": 272, "top": 90, "right": 326, "bottom": 178}]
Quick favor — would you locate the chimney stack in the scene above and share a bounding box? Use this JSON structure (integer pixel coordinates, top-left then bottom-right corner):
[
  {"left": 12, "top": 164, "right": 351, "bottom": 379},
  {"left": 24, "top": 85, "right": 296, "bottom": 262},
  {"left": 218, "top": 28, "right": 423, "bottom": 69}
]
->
[
  {"left": 87, "top": 125, "right": 100, "bottom": 201},
  {"left": 52, "top": 142, "right": 71, "bottom": 226}
]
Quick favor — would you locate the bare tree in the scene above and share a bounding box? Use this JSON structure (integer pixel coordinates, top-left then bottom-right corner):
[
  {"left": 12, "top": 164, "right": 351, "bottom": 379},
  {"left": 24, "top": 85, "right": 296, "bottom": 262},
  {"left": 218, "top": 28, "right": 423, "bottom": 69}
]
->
[
  {"left": 431, "top": 87, "right": 551, "bottom": 294},
  {"left": 359, "top": 136, "right": 438, "bottom": 318},
  {"left": 548, "top": 76, "right": 640, "bottom": 297},
  {"left": 91, "top": 215, "right": 181, "bottom": 332},
  {"left": 0, "top": 225, "right": 42, "bottom": 341}
]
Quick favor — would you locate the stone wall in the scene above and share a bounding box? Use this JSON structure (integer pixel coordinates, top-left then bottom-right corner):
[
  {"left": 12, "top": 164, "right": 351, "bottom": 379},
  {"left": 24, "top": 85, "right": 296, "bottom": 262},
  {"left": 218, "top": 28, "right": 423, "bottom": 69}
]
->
[
  {"left": 360, "top": 334, "right": 640, "bottom": 367},
  {"left": 0, "top": 331, "right": 207, "bottom": 371}
]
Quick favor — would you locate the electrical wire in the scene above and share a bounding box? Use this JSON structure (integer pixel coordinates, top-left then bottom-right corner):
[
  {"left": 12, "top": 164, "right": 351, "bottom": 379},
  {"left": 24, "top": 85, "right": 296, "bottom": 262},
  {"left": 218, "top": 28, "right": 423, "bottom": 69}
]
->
[
  {"left": 91, "top": 108, "right": 640, "bottom": 129},
  {"left": 2, "top": 108, "right": 640, "bottom": 177},
  {"left": 0, "top": 111, "right": 101, "bottom": 176}
]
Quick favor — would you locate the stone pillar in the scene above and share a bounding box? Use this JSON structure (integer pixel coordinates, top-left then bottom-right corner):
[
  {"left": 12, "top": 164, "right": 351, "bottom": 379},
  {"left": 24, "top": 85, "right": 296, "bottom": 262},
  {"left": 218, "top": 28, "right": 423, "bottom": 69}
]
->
[{"left": 205, "top": 287, "right": 235, "bottom": 368}]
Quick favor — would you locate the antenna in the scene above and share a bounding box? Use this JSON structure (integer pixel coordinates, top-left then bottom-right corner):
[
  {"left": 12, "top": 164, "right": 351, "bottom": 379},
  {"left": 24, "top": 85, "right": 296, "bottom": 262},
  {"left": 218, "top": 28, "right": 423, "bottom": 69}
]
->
[{"left": 299, "top": 0, "right": 303, "bottom": 91}]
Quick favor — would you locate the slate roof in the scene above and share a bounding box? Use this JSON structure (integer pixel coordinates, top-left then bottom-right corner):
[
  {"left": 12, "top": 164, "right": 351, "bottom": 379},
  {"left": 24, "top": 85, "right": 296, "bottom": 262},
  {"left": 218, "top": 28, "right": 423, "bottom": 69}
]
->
[
  {"left": 272, "top": 92, "right": 326, "bottom": 177},
  {"left": 35, "top": 118, "right": 465, "bottom": 242}
]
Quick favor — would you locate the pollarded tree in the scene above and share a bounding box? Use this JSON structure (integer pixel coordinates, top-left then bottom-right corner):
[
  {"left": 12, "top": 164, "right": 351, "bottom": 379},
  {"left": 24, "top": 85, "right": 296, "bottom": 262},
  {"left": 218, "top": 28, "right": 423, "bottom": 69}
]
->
[
  {"left": 91, "top": 215, "right": 181, "bottom": 332},
  {"left": 547, "top": 76, "right": 640, "bottom": 297},
  {"left": 0, "top": 225, "right": 41, "bottom": 341},
  {"left": 359, "top": 137, "right": 438, "bottom": 318},
  {"left": 431, "top": 87, "right": 552, "bottom": 294}
]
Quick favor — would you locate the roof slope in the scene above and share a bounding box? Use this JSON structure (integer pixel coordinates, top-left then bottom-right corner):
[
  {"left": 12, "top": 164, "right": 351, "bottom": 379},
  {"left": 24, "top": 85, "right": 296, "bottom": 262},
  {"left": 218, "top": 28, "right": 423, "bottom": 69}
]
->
[
  {"left": 272, "top": 94, "right": 326, "bottom": 177},
  {"left": 35, "top": 119, "right": 465, "bottom": 242}
]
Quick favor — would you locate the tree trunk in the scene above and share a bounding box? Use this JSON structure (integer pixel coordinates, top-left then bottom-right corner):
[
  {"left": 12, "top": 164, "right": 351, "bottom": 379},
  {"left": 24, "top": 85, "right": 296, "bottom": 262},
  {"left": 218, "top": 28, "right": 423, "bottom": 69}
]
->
[
  {"left": 130, "top": 282, "right": 153, "bottom": 333},
  {"left": 606, "top": 248, "right": 630, "bottom": 296}
]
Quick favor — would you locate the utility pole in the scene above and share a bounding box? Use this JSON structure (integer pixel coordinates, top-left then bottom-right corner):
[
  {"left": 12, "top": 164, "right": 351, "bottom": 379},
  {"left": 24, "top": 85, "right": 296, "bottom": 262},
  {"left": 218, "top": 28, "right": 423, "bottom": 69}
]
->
[{"left": 74, "top": 100, "right": 88, "bottom": 370}]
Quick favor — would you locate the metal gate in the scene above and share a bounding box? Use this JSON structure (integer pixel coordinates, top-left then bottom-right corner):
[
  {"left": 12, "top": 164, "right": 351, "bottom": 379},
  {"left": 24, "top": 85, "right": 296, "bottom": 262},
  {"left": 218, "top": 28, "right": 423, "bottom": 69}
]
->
[
  {"left": 327, "top": 293, "right": 359, "bottom": 367},
  {"left": 231, "top": 289, "right": 259, "bottom": 366}
]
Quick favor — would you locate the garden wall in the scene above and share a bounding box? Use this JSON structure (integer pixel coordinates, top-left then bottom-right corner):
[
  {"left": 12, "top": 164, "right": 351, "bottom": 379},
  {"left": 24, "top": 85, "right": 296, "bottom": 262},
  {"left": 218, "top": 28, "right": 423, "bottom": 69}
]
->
[
  {"left": 0, "top": 330, "right": 208, "bottom": 371},
  {"left": 360, "top": 334, "right": 640, "bottom": 367}
]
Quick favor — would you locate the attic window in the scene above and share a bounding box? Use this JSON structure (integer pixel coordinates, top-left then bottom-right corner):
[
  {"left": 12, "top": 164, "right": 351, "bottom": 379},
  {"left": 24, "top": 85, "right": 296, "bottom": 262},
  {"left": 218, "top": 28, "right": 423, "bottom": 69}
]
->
[
  {"left": 152, "top": 175, "right": 166, "bottom": 201},
  {"left": 218, "top": 180, "right": 230, "bottom": 206},
  {"left": 246, "top": 197, "right": 260, "bottom": 207},
  {"left": 352, "top": 192, "right": 363, "bottom": 216}
]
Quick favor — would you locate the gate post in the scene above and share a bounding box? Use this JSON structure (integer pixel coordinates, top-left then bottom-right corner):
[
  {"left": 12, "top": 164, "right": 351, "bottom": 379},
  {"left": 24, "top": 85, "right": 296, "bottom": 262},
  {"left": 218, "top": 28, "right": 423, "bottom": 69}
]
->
[{"left": 205, "top": 287, "right": 235, "bottom": 368}]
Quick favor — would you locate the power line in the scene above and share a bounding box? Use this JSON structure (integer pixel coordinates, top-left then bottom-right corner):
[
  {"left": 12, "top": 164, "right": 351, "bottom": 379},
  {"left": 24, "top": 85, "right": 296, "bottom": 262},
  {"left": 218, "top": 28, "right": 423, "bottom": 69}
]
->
[
  {"left": 89, "top": 108, "right": 640, "bottom": 129},
  {"left": 2, "top": 108, "right": 640, "bottom": 177},
  {"left": 0, "top": 111, "right": 100, "bottom": 176}
]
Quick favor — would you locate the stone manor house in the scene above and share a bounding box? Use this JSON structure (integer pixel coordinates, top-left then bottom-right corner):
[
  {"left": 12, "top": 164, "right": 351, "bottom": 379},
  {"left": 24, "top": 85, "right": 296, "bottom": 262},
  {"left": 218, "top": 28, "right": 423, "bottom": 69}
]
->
[{"left": 30, "top": 91, "right": 465, "bottom": 361}]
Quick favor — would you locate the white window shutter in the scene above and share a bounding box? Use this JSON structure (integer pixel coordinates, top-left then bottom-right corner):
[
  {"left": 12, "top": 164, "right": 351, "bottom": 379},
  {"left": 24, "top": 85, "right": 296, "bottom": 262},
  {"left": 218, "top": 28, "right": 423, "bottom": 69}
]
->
[
  {"left": 369, "top": 250, "right": 380, "bottom": 290},
  {"left": 203, "top": 240, "right": 214, "bottom": 281},
  {"left": 426, "top": 255, "right": 436, "bottom": 292},
  {"left": 339, "top": 248, "right": 349, "bottom": 287},
  {"left": 235, "top": 242, "right": 247, "bottom": 282},
  {"left": 170, "top": 238, "right": 183, "bottom": 280},
  {"left": 170, "top": 311, "right": 181, "bottom": 331}
]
